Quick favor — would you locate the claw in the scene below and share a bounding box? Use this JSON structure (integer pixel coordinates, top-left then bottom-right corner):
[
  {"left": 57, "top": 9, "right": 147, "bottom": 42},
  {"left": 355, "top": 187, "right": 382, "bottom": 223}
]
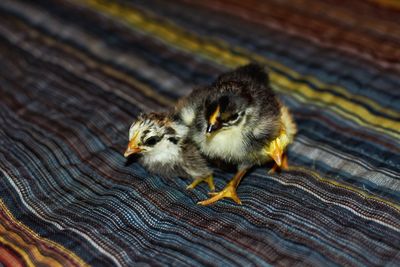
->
[
  {"left": 269, "top": 139, "right": 283, "bottom": 167},
  {"left": 268, "top": 163, "right": 279, "bottom": 174},
  {"left": 187, "top": 175, "right": 215, "bottom": 191},
  {"left": 198, "top": 184, "right": 242, "bottom": 205},
  {"left": 268, "top": 154, "right": 289, "bottom": 174},
  {"left": 281, "top": 154, "right": 289, "bottom": 170},
  {"left": 198, "top": 169, "right": 248, "bottom": 205}
]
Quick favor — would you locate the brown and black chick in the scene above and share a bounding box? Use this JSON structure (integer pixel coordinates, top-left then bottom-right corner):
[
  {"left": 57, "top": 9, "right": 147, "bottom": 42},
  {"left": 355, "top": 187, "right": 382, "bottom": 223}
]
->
[
  {"left": 124, "top": 112, "right": 215, "bottom": 191},
  {"left": 177, "top": 63, "right": 297, "bottom": 205}
]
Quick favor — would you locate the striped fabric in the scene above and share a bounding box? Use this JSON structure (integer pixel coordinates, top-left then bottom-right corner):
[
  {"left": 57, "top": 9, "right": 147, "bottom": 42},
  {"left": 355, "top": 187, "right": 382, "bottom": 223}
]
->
[{"left": 0, "top": 0, "right": 399, "bottom": 266}]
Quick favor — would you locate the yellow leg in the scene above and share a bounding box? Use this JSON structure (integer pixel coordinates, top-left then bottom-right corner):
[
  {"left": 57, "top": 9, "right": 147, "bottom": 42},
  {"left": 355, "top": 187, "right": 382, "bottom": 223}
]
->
[
  {"left": 197, "top": 169, "right": 248, "bottom": 205},
  {"left": 187, "top": 175, "right": 215, "bottom": 191}
]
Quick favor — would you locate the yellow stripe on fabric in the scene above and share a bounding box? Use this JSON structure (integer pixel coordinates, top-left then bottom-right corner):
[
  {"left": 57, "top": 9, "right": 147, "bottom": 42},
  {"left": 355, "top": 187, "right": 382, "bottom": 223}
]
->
[
  {"left": 0, "top": 238, "right": 34, "bottom": 267},
  {"left": 0, "top": 200, "right": 89, "bottom": 267},
  {"left": 290, "top": 166, "right": 400, "bottom": 212},
  {"left": 272, "top": 81, "right": 399, "bottom": 136},
  {"left": 370, "top": 0, "right": 400, "bottom": 9},
  {"left": 0, "top": 231, "right": 63, "bottom": 267},
  {"left": 79, "top": 0, "right": 400, "bottom": 139}
]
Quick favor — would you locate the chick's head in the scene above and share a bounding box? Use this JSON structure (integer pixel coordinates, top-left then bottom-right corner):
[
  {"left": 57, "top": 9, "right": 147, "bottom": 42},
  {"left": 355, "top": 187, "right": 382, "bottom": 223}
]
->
[
  {"left": 205, "top": 82, "right": 252, "bottom": 134},
  {"left": 124, "top": 113, "right": 182, "bottom": 158}
]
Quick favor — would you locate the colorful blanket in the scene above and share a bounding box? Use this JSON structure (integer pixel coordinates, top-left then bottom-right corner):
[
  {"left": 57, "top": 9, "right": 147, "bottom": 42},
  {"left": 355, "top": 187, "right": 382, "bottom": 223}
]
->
[{"left": 1, "top": 0, "right": 399, "bottom": 266}]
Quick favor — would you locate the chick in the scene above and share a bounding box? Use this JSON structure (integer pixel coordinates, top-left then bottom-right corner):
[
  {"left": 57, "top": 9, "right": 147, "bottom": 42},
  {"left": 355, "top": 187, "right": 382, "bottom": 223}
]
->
[
  {"left": 124, "top": 112, "right": 215, "bottom": 191},
  {"left": 178, "top": 64, "right": 297, "bottom": 205}
]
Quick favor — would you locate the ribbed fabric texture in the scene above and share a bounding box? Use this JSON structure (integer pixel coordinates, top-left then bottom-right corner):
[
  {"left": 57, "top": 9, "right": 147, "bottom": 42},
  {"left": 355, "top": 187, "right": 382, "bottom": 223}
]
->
[{"left": 0, "top": 0, "right": 399, "bottom": 266}]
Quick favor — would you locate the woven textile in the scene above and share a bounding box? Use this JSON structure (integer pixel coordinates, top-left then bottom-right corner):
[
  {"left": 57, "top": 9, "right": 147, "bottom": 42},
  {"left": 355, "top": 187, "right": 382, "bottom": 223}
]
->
[{"left": 1, "top": 0, "right": 399, "bottom": 266}]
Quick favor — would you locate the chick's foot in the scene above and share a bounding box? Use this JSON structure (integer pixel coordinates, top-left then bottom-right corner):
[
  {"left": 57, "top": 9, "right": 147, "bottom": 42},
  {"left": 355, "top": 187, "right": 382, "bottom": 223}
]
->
[
  {"left": 198, "top": 184, "right": 242, "bottom": 205},
  {"left": 187, "top": 175, "right": 215, "bottom": 191},
  {"left": 197, "top": 169, "right": 248, "bottom": 205}
]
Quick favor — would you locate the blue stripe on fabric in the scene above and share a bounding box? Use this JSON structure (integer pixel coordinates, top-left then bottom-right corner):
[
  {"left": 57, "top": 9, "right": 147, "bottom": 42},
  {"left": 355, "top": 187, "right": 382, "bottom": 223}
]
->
[{"left": 288, "top": 151, "right": 400, "bottom": 202}]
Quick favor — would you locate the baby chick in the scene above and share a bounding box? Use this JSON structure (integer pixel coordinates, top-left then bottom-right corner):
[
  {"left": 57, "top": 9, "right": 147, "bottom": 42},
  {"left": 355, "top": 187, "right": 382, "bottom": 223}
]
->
[
  {"left": 178, "top": 64, "right": 296, "bottom": 205},
  {"left": 124, "top": 112, "right": 215, "bottom": 191}
]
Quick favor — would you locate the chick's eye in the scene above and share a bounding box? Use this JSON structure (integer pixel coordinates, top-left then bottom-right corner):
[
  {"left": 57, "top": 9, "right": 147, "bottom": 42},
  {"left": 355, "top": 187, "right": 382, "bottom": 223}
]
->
[
  {"left": 144, "top": 136, "right": 160, "bottom": 146},
  {"left": 229, "top": 113, "right": 239, "bottom": 121}
]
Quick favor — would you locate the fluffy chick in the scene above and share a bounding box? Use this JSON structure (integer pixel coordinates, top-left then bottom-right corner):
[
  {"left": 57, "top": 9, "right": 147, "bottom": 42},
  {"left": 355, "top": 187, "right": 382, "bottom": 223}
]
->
[
  {"left": 124, "top": 112, "right": 214, "bottom": 191},
  {"left": 177, "top": 63, "right": 297, "bottom": 205}
]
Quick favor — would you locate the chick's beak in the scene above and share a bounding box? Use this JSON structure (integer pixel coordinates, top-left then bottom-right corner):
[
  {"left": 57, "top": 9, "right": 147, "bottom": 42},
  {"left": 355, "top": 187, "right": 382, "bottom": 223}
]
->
[
  {"left": 124, "top": 145, "right": 142, "bottom": 157},
  {"left": 124, "top": 134, "right": 142, "bottom": 157},
  {"left": 206, "top": 105, "right": 221, "bottom": 134},
  {"left": 206, "top": 123, "right": 220, "bottom": 134}
]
